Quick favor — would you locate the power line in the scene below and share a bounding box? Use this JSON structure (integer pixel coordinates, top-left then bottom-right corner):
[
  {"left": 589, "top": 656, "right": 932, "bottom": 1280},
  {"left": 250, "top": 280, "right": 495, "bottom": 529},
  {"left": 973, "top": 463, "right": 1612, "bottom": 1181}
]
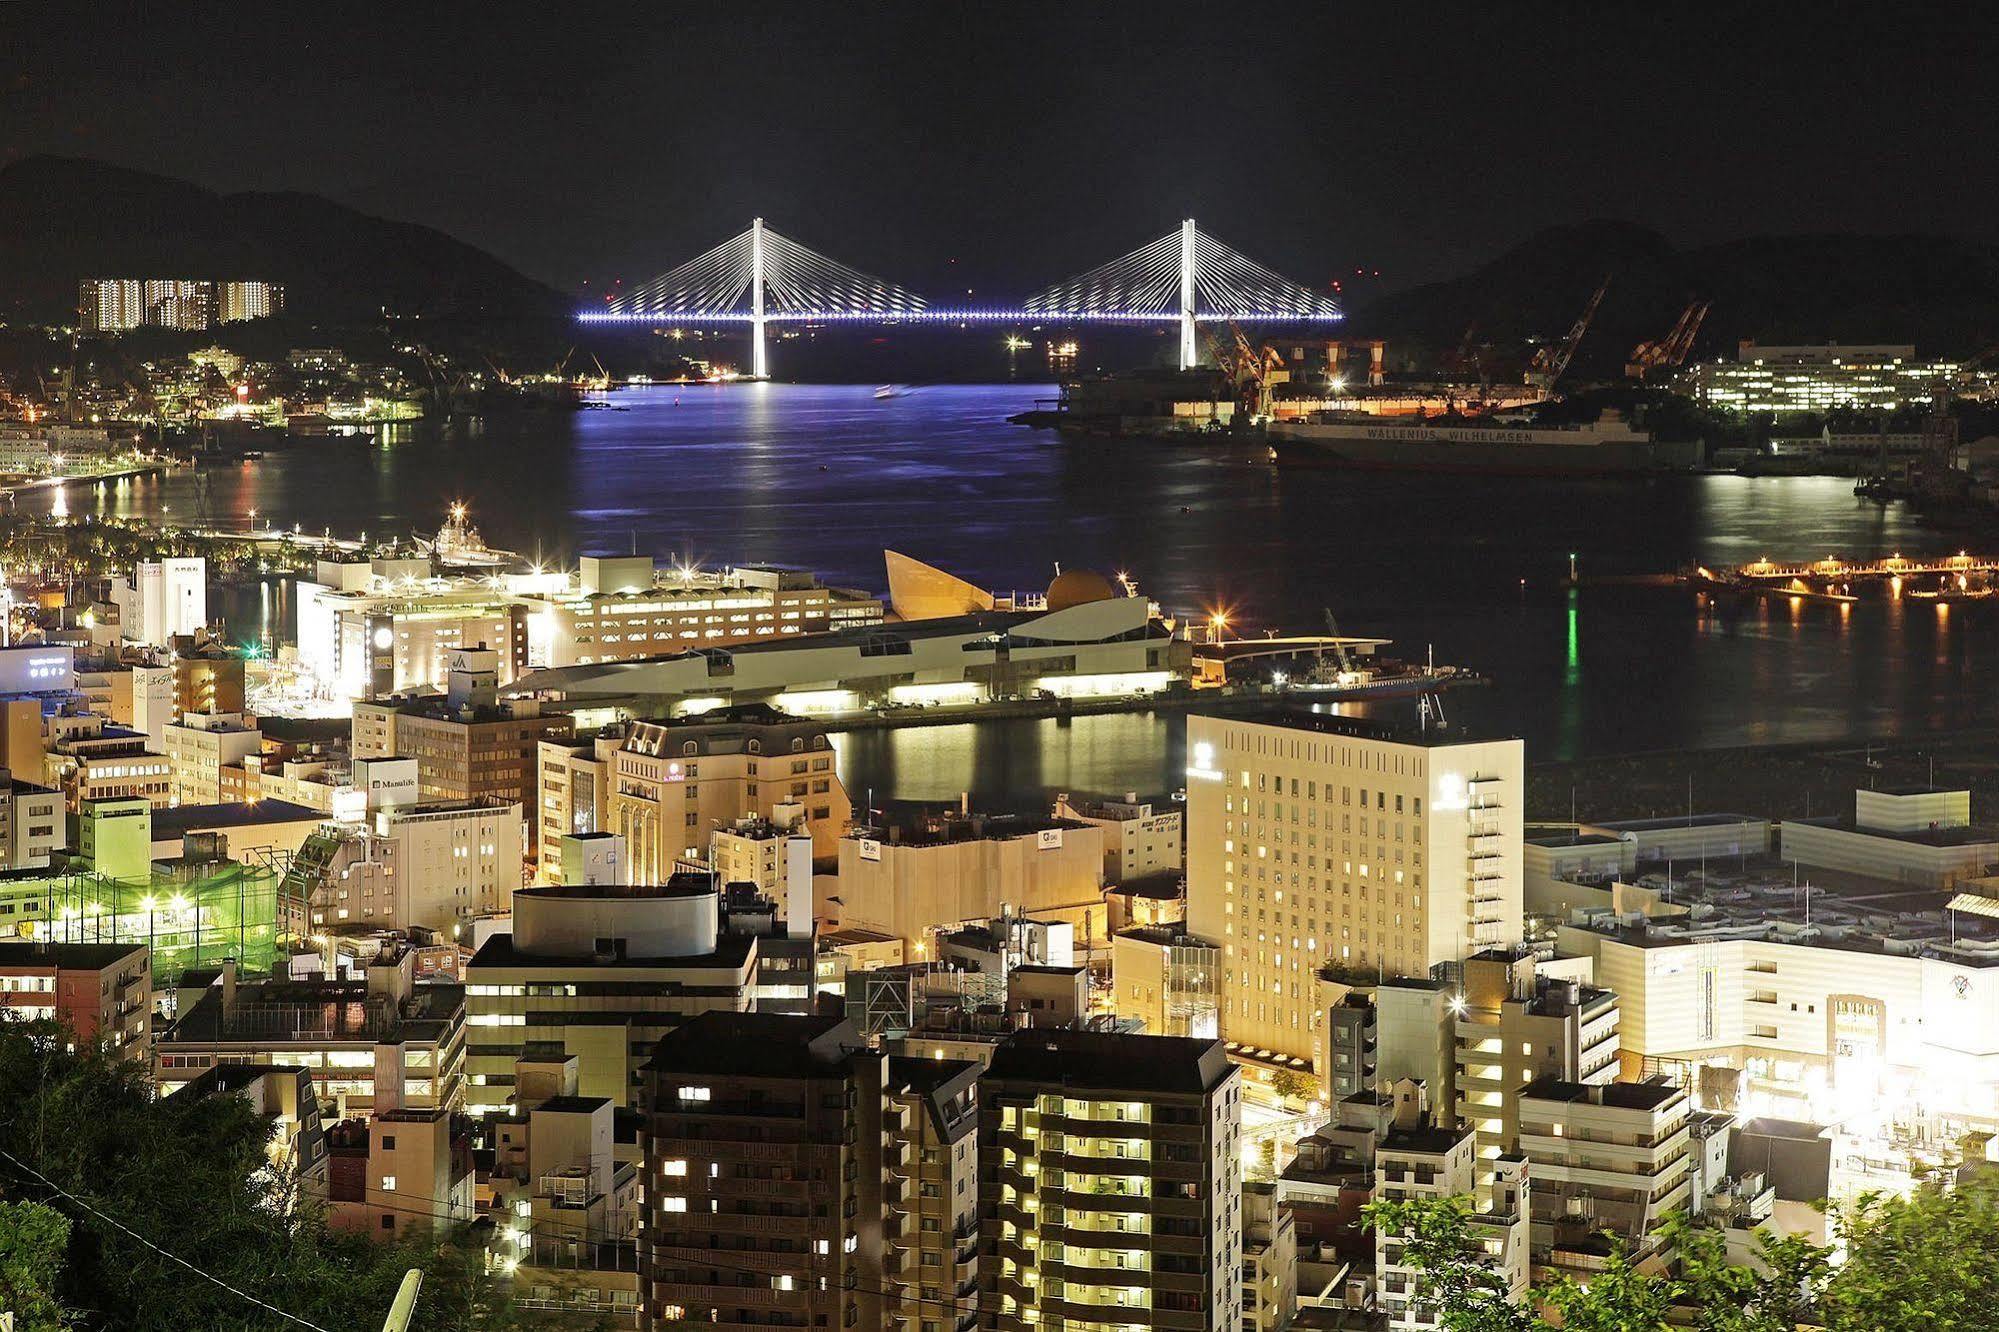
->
[{"left": 0, "top": 1147, "right": 337, "bottom": 1332}]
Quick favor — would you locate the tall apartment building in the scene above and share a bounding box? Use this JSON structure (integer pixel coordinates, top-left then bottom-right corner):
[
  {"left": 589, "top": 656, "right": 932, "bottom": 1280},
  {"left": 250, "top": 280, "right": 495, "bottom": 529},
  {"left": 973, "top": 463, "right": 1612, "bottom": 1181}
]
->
[
  {"left": 1185, "top": 711, "right": 1524, "bottom": 1066},
  {"left": 0, "top": 941, "right": 150, "bottom": 1064},
  {"left": 463, "top": 874, "right": 757, "bottom": 1114},
  {"left": 606, "top": 705, "right": 850, "bottom": 881},
  {"left": 640, "top": 1013, "right": 889, "bottom": 1332},
  {"left": 979, "top": 1029, "right": 1243, "bottom": 1332},
  {"left": 79, "top": 279, "right": 146, "bottom": 331},
  {"left": 884, "top": 1056, "right": 983, "bottom": 1332},
  {"left": 141, "top": 280, "right": 215, "bottom": 330},
  {"left": 219, "top": 280, "right": 285, "bottom": 322},
  {"left": 1453, "top": 949, "right": 1620, "bottom": 1176}
]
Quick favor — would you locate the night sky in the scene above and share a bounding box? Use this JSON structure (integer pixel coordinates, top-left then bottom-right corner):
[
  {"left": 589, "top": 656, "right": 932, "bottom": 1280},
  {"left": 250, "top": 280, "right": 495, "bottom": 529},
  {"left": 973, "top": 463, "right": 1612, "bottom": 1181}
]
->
[{"left": 5, "top": 2, "right": 1996, "bottom": 301}]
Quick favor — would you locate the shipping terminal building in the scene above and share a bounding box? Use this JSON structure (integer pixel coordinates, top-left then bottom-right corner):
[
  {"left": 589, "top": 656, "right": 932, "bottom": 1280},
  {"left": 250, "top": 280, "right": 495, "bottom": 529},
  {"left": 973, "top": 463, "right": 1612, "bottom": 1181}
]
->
[{"left": 506, "top": 552, "right": 1190, "bottom": 717}]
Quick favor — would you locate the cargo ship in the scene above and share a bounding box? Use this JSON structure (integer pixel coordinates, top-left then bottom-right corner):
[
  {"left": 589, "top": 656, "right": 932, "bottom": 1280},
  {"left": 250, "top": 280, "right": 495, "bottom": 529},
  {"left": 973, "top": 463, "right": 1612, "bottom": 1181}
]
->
[{"left": 1270, "top": 408, "right": 1700, "bottom": 476}]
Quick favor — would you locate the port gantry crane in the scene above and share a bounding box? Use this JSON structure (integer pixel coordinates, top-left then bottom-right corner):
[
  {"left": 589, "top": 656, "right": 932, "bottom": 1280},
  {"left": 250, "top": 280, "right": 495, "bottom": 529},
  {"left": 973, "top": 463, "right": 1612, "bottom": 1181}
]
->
[
  {"left": 1525, "top": 276, "right": 1610, "bottom": 390},
  {"left": 1200, "top": 320, "right": 1284, "bottom": 417},
  {"left": 1626, "top": 297, "right": 1711, "bottom": 379}
]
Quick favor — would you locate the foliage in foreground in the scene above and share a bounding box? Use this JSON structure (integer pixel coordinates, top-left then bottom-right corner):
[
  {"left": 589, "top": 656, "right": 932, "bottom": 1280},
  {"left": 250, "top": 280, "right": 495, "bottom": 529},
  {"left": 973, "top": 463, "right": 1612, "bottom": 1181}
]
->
[
  {"left": 0, "top": 1020, "right": 574, "bottom": 1331},
  {"left": 1366, "top": 1178, "right": 1999, "bottom": 1332}
]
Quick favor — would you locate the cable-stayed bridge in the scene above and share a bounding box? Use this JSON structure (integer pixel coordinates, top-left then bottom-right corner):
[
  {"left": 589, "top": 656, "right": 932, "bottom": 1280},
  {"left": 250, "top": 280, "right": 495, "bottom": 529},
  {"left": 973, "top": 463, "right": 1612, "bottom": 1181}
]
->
[{"left": 580, "top": 218, "right": 1341, "bottom": 375}]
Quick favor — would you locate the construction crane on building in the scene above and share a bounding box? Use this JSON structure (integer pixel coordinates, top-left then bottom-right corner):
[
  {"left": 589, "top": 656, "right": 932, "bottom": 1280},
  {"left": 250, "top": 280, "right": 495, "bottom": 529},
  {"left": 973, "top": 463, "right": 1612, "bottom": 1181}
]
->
[
  {"left": 1525, "top": 276, "right": 1610, "bottom": 390},
  {"left": 1320, "top": 609, "right": 1356, "bottom": 676},
  {"left": 1625, "top": 298, "right": 1711, "bottom": 379}
]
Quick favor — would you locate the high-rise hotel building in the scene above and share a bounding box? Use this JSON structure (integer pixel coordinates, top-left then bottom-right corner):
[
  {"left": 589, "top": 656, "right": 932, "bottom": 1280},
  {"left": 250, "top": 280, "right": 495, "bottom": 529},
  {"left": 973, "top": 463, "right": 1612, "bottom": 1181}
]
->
[{"left": 1185, "top": 711, "right": 1524, "bottom": 1068}]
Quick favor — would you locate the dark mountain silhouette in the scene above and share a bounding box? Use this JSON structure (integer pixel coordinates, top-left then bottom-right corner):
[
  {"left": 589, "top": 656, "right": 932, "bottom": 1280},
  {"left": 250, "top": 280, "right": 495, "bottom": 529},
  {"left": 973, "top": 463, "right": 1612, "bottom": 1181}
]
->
[
  {"left": 1351, "top": 219, "right": 1999, "bottom": 372},
  {"left": 0, "top": 156, "right": 566, "bottom": 322}
]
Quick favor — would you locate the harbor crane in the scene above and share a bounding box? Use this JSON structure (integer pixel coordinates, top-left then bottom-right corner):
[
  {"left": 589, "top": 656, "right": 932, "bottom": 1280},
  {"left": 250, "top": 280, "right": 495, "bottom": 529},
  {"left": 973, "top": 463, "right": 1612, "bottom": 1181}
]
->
[
  {"left": 1525, "top": 276, "right": 1610, "bottom": 390},
  {"left": 1625, "top": 298, "right": 1711, "bottom": 379}
]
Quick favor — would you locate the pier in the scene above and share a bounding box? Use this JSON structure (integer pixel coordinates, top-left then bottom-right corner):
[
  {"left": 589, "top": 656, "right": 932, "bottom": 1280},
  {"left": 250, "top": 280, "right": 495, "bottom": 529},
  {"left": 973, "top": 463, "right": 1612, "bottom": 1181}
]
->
[{"left": 1686, "top": 551, "right": 1999, "bottom": 602}]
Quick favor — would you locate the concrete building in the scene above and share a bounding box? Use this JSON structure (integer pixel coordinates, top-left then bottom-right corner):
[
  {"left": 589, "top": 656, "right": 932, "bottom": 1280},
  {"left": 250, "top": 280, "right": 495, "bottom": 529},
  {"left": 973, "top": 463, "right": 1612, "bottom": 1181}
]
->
[
  {"left": 326, "top": 1107, "right": 475, "bottom": 1236},
  {"left": 44, "top": 715, "right": 173, "bottom": 810},
  {"left": 179, "top": 1064, "right": 328, "bottom": 1207},
  {"left": 1678, "top": 341, "right": 1998, "bottom": 415},
  {"left": 79, "top": 278, "right": 146, "bottom": 331},
  {"left": 462, "top": 875, "right": 757, "bottom": 1115},
  {"left": 1054, "top": 792, "right": 1183, "bottom": 885},
  {"left": 535, "top": 732, "right": 621, "bottom": 880},
  {"left": 1186, "top": 711, "right": 1525, "bottom": 1067},
  {"left": 1241, "top": 1180, "right": 1297, "bottom": 1332},
  {"left": 149, "top": 799, "right": 326, "bottom": 862},
  {"left": 353, "top": 689, "right": 567, "bottom": 830},
  {"left": 884, "top": 1055, "right": 983, "bottom": 1332},
  {"left": 157, "top": 950, "right": 465, "bottom": 1120},
  {"left": 837, "top": 811, "right": 1106, "bottom": 953},
  {"left": 300, "top": 799, "right": 524, "bottom": 936},
  {"left": 219, "top": 280, "right": 285, "bottom": 322},
  {"left": 1516, "top": 1075, "right": 1692, "bottom": 1266},
  {"left": 1311, "top": 974, "right": 1460, "bottom": 1105},
  {"left": 604, "top": 706, "right": 850, "bottom": 881},
  {"left": 163, "top": 711, "right": 263, "bottom": 806},
  {"left": 0, "top": 770, "right": 64, "bottom": 869},
  {"left": 640, "top": 1013, "right": 892, "bottom": 1332},
  {"left": 709, "top": 805, "right": 815, "bottom": 924},
  {"left": 0, "top": 941, "right": 150, "bottom": 1063},
  {"left": 1110, "top": 924, "right": 1220, "bottom": 1039},
  {"left": 979, "top": 1028, "right": 1242, "bottom": 1332},
  {"left": 170, "top": 639, "right": 248, "bottom": 716},
  {"left": 112, "top": 558, "right": 207, "bottom": 647},
  {"left": 1780, "top": 786, "right": 1999, "bottom": 889}
]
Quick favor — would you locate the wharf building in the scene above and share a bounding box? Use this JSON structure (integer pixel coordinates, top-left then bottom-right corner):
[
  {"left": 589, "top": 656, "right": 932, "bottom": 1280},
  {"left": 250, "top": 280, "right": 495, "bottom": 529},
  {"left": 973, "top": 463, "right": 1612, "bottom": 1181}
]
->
[
  {"left": 297, "top": 554, "right": 880, "bottom": 703},
  {"left": 1184, "top": 710, "right": 1525, "bottom": 1071},
  {"left": 508, "top": 572, "right": 1186, "bottom": 719},
  {"left": 156, "top": 948, "right": 465, "bottom": 1120},
  {"left": 1677, "top": 341, "right": 1999, "bottom": 416},
  {"left": 979, "top": 1028, "right": 1243, "bottom": 1332}
]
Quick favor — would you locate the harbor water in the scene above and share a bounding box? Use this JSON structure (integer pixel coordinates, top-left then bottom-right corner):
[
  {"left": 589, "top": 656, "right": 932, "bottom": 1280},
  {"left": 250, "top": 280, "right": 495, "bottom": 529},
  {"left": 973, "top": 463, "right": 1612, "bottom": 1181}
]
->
[{"left": 20, "top": 383, "right": 1994, "bottom": 811}]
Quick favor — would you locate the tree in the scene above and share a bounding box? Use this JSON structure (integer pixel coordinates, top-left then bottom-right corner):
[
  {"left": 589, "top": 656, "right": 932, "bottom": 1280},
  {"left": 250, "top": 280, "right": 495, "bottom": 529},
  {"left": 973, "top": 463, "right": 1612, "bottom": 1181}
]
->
[
  {"left": 0, "top": 1200, "right": 71, "bottom": 1331},
  {"left": 1663, "top": 1212, "right": 1830, "bottom": 1332},
  {"left": 1821, "top": 1174, "right": 1999, "bottom": 1332},
  {"left": 1360, "top": 1196, "right": 1534, "bottom": 1332},
  {"left": 0, "top": 1018, "right": 572, "bottom": 1331},
  {"left": 1268, "top": 1068, "right": 1311, "bottom": 1103}
]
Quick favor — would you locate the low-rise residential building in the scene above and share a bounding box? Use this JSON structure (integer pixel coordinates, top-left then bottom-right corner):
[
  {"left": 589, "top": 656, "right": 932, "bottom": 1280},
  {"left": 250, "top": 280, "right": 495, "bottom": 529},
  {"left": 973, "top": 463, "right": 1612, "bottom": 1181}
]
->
[
  {"left": 300, "top": 799, "right": 524, "bottom": 936},
  {"left": 0, "top": 769, "right": 63, "bottom": 869},
  {"left": 0, "top": 940, "right": 150, "bottom": 1063},
  {"left": 1517, "top": 1075, "right": 1692, "bottom": 1267},
  {"left": 326, "top": 1107, "right": 476, "bottom": 1236},
  {"left": 163, "top": 711, "right": 263, "bottom": 806}
]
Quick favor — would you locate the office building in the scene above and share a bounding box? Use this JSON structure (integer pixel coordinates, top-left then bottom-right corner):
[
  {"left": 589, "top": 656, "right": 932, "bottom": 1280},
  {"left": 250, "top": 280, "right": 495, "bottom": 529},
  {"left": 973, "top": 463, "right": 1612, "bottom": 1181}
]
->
[
  {"left": 1186, "top": 711, "right": 1525, "bottom": 1067},
  {"left": 1110, "top": 924, "right": 1220, "bottom": 1038},
  {"left": 353, "top": 689, "right": 568, "bottom": 821},
  {"left": 979, "top": 1028, "right": 1243, "bottom": 1332},
  {"left": 605, "top": 705, "right": 850, "bottom": 881},
  {"left": 170, "top": 638, "right": 247, "bottom": 715},
  {"left": 163, "top": 712, "right": 263, "bottom": 806},
  {"left": 836, "top": 811, "right": 1105, "bottom": 953},
  {"left": 1054, "top": 792, "right": 1183, "bottom": 885},
  {"left": 112, "top": 558, "right": 208, "bottom": 647},
  {"left": 535, "top": 732, "right": 622, "bottom": 879},
  {"left": 219, "top": 280, "right": 285, "bottom": 322},
  {"left": 0, "top": 941, "right": 150, "bottom": 1063},
  {"left": 44, "top": 715, "right": 173, "bottom": 809},
  {"left": 299, "top": 798, "right": 524, "bottom": 936},
  {"left": 640, "top": 1012, "right": 890, "bottom": 1332},
  {"left": 462, "top": 872, "right": 757, "bottom": 1114},
  {"left": 157, "top": 950, "right": 465, "bottom": 1119},
  {"left": 0, "top": 769, "right": 64, "bottom": 869}
]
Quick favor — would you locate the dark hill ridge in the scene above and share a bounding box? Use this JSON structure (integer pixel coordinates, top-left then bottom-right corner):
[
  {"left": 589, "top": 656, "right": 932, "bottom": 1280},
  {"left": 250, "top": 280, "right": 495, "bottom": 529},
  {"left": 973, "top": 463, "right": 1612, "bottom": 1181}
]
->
[
  {"left": 1353, "top": 219, "right": 1999, "bottom": 369},
  {"left": 0, "top": 155, "right": 566, "bottom": 322}
]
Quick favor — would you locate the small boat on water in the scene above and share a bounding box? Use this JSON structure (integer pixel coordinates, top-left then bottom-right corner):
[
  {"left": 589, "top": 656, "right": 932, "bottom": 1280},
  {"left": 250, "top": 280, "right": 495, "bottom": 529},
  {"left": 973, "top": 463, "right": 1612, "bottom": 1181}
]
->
[{"left": 874, "top": 385, "right": 905, "bottom": 400}]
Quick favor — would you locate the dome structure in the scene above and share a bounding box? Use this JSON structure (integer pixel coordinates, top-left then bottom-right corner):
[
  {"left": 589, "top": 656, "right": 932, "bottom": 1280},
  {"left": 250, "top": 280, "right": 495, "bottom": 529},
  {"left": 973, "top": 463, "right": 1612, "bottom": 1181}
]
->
[{"left": 1045, "top": 567, "right": 1118, "bottom": 611}]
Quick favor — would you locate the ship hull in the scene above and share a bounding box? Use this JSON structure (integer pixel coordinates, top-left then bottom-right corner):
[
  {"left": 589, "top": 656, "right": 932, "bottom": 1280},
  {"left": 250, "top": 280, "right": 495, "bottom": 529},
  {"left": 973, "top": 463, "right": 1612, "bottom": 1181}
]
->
[{"left": 1271, "top": 428, "right": 1699, "bottom": 476}]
